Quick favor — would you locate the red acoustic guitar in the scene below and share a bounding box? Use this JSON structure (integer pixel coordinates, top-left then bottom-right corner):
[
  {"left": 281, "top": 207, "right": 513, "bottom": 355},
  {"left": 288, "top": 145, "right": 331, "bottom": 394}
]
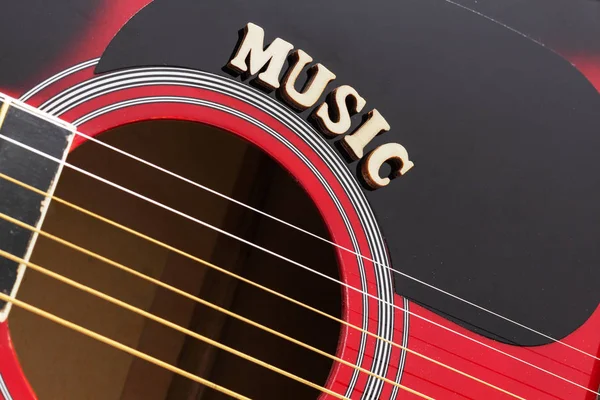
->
[{"left": 0, "top": 1, "right": 599, "bottom": 399}]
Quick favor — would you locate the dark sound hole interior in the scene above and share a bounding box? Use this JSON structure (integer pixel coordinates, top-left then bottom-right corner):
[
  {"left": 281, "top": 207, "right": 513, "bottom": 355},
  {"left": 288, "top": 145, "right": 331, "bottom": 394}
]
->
[{"left": 9, "top": 120, "right": 342, "bottom": 399}]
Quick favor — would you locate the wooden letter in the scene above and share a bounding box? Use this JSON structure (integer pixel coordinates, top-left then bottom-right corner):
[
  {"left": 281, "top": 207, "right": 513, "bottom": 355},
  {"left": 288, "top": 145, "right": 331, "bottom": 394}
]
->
[
  {"left": 313, "top": 85, "right": 366, "bottom": 136},
  {"left": 280, "top": 50, "right": 336, "bottom": 110},
  {"left": 343, "top": 109, "right": 389, "bottom": 160},
  {"left": 362, "top": 143, "right": 414, "bottom": 189},
  {"left": 228, "top": 22, "right": 294, "bottom": 90}
]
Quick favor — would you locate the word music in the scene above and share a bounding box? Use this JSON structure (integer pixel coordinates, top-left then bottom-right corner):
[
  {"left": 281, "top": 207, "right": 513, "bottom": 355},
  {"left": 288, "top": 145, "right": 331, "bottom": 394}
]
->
[{"left": 227, "top": 22, "right": 414, "bottom": 189}]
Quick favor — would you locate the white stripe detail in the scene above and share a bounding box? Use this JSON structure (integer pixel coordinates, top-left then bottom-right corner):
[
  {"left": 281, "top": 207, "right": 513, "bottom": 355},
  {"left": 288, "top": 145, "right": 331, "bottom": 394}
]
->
[
  {"left": 390, "top": 298, "right": 410, "bottom": 400},
  {"left": 19, "top": 58, "right": 100, "bottom": 102},
  {"left": 0, "top": 373, "right": 13, "bottom": 400}
]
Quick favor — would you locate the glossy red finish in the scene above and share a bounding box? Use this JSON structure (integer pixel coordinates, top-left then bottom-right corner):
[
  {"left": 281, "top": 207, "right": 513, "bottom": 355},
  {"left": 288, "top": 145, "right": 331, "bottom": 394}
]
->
[{"left": 0, "top": 322, "right": 36, "bottom": 400}]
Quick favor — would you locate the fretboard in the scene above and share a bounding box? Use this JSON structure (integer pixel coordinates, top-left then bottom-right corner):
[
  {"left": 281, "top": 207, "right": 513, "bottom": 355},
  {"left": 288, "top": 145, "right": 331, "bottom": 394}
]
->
[{"left": 0, "top": 95, "right": 74, "bottom": 320}]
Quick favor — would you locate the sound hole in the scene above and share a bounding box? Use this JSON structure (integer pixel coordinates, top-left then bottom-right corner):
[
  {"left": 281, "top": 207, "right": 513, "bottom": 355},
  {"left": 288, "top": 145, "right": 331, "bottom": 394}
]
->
[{"left": 9, "top": 120, "right": 342, "bottom": 399}]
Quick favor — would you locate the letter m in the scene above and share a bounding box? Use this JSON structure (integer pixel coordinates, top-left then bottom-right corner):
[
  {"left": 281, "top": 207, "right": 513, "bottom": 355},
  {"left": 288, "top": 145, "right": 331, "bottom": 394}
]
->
[{"left": 228, "top": 23, "right": 294, "bottom": 90}]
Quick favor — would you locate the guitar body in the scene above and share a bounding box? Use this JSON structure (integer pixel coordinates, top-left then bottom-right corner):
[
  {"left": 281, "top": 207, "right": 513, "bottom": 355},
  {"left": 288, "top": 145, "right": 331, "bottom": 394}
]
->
[{"left": 0, "top": 1, "right": 599, "bottom": 399}]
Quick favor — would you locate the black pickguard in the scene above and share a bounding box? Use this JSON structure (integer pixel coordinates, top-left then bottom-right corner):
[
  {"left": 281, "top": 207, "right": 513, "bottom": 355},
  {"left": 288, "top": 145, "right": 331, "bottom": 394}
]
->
[{"left": 94, "top": 0, "right": 600, "bottom": 345}]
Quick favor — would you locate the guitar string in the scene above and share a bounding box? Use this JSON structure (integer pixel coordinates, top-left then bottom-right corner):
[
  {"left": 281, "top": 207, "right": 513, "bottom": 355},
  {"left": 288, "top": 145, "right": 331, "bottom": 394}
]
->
[
  {"left": 0, "top": 174, "right": 530, "bottom": 398},
  {"left": 8, "top": 97, "right": 598, "bottom": 365},
  {"left": 0, "top": 293, "right": 250, "bottom": 400},
  {"left": 6, "top": 94, "right": 600, "bottom": 394},
  {"left": 0, "top": 250, "right": 433, "bottom": 400},
  {"left": 0, "top": 207, "right": 523, "bottom": 400},
  {"left": 0, "top": 174, "right": 589, "bottom": 399},
  {"left": 0, "top": 218, "right": 435, "bottom": 399},
  {"left": 0, "top": 135, "right": 597, "bottom": 397}
]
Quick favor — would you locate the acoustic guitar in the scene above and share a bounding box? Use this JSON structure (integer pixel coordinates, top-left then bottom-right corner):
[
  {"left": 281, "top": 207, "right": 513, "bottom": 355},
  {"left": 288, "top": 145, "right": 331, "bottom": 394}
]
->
[{"left": 0, "top": 0, "right": 599, "bottom": 399}]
